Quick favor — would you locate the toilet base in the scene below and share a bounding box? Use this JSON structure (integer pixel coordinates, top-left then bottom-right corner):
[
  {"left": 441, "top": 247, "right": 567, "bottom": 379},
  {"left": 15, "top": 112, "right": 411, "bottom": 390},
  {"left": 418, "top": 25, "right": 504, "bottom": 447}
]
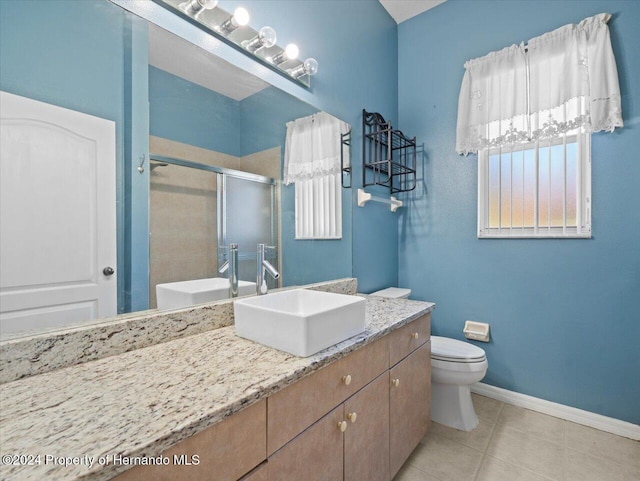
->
[{"left": 431, "top": 381, "right": 479, "bottom": 431}]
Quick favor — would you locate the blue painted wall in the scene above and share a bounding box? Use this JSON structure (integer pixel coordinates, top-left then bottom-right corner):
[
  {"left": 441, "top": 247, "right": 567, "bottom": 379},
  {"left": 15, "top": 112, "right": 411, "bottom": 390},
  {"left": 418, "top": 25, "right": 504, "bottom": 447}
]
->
[
  {"left": 149, "top": 66, "right": 241, "bottom": 156},
  {"left": 220, "top": 0, "right": 400, "bottom": 293},
  {"left": 398, "top": 0, "right": 640, "bottom": 423}
]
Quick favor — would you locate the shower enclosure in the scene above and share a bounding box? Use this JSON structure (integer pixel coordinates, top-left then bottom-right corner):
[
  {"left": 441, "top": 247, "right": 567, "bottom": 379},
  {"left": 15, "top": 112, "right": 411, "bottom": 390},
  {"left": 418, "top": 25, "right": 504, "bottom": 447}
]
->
[{"left": 149, "top": 154, "right": 279, "bottom": 308}]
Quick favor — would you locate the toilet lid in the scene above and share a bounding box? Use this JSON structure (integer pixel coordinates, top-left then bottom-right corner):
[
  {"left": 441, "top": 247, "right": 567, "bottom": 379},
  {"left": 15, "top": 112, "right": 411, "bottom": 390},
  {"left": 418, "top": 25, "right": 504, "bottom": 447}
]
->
[
  {"left": 370, "top": 287, "right": 411, "bottom": 299},
  {"left": 431, "top": 336, "right": 486, "bottom": 362}
]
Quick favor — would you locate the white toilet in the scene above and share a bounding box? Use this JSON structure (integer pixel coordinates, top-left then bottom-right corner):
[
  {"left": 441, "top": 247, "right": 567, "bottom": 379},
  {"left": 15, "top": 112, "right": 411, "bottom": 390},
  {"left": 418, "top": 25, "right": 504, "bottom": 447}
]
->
[
  {"left": 370, "top": 287, "right": 488, "bottom": 432},
  {"left": 430, "top": 336, "right": 487, "bottom": 431}
]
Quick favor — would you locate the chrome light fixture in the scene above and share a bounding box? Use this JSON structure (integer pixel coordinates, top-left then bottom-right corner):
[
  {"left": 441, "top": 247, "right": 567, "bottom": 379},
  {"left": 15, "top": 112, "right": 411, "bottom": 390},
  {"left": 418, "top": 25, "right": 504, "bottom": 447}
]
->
[
  {"left": 178, "top": 0, "right": 217, "bottom": 18},
  {"left": 268, "top": 43, "right": 299, "bottom": 66},
  {"left": 290, "top": 58, "right": 319, "bottom": 79},
  {"left": 243, "top": 26, "right": 277, "bottom": 52},
  {"left": 155, "top": 0, "right": 319, "bottom": 87},
  {"left": 217, "top": 7, "right": 250, "bottom": 35}
]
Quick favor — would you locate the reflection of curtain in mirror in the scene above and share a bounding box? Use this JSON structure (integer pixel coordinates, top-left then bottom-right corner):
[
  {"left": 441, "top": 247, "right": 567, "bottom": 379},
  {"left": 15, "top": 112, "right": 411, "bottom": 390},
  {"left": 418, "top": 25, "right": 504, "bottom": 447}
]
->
[{"left": 284, "top": 111, "right": 350, "bottom": 239}]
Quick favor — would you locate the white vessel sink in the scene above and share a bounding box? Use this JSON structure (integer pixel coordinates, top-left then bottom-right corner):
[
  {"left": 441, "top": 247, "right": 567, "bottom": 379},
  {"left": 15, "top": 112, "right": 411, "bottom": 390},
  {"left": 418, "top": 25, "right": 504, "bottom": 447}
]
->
[
  {"left": 156, "top": 278, "right": 256, "bottom": 311},
  {"left": 234, "top": 289, "right": 366, "bottom": 357}
]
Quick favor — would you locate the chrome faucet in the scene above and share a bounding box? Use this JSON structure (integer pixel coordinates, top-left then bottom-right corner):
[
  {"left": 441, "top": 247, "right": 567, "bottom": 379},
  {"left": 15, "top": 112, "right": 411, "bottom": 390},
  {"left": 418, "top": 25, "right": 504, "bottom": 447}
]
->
[
  {"left": 257, "top": 243, "right": 279, "bottom": 295},
  {"left": 218, "top": 243, "right": 239, "bottom": 298}
]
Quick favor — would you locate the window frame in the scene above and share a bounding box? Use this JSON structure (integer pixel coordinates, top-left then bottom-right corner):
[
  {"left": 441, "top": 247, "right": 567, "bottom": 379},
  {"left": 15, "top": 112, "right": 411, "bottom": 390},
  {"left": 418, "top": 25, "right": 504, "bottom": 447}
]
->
[{"left": 477, "top": 132, "right": 592, "bottom": 239}]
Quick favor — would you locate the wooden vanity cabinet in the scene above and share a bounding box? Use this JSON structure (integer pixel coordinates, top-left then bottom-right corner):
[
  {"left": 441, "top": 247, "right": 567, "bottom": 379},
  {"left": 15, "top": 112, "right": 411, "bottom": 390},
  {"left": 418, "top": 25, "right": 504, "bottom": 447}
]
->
[
  {"left": 112, "top": 313, "right": 431, "bottom": 481},
  {"left": 112, "top": 398, "right": 266, "bottom": 481},
  {"left": 265, "top": 313, "right": 431, "bottom": 481},
  {"left": 263, "top": 372, "right": 391, "bottom": 481}
]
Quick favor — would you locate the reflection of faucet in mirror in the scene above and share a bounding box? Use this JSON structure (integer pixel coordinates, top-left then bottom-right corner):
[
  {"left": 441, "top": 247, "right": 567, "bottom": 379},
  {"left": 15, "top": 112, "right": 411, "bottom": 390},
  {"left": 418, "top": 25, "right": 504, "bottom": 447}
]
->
[
  {"left": 218, "top": 243, "right": 239, "bottom": 298},
  {"left": 257, "top": 244, "right": 280, "bottom": 295}
]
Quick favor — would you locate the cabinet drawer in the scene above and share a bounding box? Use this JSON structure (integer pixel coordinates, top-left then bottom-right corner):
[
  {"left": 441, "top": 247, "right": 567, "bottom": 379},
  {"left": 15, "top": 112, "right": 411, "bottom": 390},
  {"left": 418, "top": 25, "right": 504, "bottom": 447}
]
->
[
  {"left": 113, "top": 399, "right": 266, "bottom": 481},
  {"left": 389, "top": 314, "right": 430, "bottom": 367},
  {"left": 267, "top": 336, "right": 389, "bottom": 455}
]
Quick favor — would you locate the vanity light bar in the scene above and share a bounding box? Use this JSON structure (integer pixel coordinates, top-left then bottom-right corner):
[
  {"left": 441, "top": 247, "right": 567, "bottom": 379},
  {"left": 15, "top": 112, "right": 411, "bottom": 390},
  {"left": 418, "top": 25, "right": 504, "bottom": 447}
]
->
[{"left": 161, "top": 0, "right": 318, "bottom": 87}]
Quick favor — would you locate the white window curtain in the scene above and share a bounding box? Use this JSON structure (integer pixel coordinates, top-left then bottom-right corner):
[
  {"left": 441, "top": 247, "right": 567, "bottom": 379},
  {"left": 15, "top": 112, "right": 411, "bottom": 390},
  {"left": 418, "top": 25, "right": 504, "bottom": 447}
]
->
[
  {"left": 284, "top": 111, "right": 350, "bottom": 239},
  {"left": 456, "top": 13, "right": 622, "bottom": 155}
]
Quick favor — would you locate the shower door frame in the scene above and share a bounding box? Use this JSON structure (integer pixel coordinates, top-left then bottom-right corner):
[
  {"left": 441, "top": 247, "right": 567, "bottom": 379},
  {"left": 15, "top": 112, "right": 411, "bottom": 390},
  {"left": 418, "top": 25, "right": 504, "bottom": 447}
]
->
[{"left": 149, "top": 154, "right": 280, "bottom": 288}]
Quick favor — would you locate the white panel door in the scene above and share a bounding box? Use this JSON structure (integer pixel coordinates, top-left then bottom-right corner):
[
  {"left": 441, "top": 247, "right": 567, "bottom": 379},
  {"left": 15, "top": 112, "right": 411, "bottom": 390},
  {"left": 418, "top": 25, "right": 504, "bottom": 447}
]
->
[{"left": 0, "top": 91, "right": 116, "bottom": 338}]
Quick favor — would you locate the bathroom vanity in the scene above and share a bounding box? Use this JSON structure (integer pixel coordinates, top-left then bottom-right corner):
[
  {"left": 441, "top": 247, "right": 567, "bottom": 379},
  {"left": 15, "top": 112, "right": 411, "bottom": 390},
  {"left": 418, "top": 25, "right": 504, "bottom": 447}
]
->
[{"left": 0, "top": 285, "right": 433, "bottom": 481}]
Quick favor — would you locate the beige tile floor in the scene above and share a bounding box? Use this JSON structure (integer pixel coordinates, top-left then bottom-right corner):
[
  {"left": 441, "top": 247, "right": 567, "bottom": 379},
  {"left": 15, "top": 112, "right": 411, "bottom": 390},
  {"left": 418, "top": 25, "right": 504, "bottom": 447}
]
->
[{"left": 394, "top": 394, "right": 640, "bottom": 481}]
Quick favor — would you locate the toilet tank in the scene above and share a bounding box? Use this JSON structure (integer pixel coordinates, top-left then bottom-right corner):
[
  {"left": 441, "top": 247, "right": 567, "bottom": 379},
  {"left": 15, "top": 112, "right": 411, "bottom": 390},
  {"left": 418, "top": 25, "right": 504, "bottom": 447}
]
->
[{"left": 369, "top": 287, "right": 411, "bottom": 299}]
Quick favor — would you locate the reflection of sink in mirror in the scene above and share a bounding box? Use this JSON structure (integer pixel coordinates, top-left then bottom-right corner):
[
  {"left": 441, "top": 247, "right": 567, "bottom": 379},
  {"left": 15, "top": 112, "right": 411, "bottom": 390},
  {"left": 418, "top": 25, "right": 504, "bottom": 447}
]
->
[
  {"left": 156, "top": 278, "right": 256, "bottom": 311},
  {"left": 234, "top": 289, "right": 366, "bottom": 357}
]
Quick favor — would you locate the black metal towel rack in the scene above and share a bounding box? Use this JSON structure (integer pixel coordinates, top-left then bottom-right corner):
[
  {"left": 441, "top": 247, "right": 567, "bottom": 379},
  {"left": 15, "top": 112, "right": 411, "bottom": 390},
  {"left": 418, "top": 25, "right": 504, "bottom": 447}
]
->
[{"left": 362, "top": 109, "right": 417, "bottom": 194}]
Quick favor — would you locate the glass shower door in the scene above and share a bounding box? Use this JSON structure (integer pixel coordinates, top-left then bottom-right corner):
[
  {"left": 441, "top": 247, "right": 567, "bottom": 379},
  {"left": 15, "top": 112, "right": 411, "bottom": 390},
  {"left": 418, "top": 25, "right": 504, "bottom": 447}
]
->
[{"left": 219, "top": 173, "right": 279, "bottom": 290}]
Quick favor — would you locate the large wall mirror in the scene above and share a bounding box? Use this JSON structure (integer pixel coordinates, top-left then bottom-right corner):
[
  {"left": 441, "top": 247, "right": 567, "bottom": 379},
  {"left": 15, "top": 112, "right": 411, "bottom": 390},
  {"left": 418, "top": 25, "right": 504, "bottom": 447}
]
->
[{"left": 0, "top": 0, "right": 353, "bottom": 339}]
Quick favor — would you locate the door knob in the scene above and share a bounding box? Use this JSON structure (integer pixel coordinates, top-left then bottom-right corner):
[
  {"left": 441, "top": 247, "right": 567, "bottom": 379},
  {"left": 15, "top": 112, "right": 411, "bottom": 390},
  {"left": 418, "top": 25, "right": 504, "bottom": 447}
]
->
[{"left": 103, "top": 266, "right": 115, "bottom": 276}]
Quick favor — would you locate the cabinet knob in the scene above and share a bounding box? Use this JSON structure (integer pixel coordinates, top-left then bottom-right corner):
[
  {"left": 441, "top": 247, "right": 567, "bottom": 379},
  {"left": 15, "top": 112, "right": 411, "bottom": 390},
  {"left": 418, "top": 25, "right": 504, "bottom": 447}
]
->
[
  {"left": 347, "top": 412, "right": 357, "bottom": 423},
  {"left": 412, "top": 332, "right": 419, "bottom": 340},
  {"left": 342, "top": 374, "right": 352, "bottom": 386},
  {"left": 338, "top": 421, "right": 348, "bottom": 432},
  {"left": 392, "top": 378, "right": 400, "bottom": 388}
]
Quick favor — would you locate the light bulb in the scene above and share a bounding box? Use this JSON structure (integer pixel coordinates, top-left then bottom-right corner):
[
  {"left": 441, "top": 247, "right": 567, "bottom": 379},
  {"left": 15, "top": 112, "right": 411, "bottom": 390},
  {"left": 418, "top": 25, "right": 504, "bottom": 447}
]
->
[
  {"left": 179, "top": 0, "right": 218, "bottom": 17},
  {"left": 233, "top": 7, "right": 250, "bottom": 27},
  {"left": 303, "top": 58, "right": 319, "bottom": 76},
  {"left": 219, "top": 6, "right": 250, "bottom": 33},
  {"left": 284, "top": 43, "right": 299, "bottom": 61},
  {"left": 244, "top": 26, "right": 277, "bottom": 52},
  {"left": 290, "top": 57, "right": 319, "bottom": 79},
  {"left": 259, "top": 26, "right": 277, "bottom": 49},
  {"left": 269, "top": 43, "right": 299, "bottom": 65}
]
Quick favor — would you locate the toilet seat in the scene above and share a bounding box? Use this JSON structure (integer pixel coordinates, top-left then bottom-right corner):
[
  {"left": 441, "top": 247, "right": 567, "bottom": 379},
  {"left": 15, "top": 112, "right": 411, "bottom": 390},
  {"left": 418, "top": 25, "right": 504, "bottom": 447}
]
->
[{"left": 431, "top": 336, "right": 486, "bottom": 363}]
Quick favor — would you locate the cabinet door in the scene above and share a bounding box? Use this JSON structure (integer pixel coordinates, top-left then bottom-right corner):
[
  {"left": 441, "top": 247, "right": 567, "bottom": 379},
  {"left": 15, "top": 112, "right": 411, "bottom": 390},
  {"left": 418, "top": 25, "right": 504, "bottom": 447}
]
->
[
  {"left": 267, "top": 405, "right": 344, "bottom": 481},
  {"left": 344, "top": 373, "right": 390, "bottom": 481},
  {"left": 389, "top": 342, "right": 431, "bottom": 479}
]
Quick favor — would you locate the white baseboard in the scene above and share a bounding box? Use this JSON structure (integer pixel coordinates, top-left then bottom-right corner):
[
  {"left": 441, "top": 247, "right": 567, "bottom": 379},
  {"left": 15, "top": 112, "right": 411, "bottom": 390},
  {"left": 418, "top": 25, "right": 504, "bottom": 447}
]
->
[{"left": 471, "top": 382, "right": 640, "bottom": 441}]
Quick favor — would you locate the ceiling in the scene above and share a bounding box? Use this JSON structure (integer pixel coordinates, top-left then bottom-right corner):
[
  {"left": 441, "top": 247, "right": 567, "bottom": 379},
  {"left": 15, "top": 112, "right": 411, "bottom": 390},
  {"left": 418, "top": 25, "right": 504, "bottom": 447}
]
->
[{"left": 378, "top": 0, "right": 447, "bottom": 23}]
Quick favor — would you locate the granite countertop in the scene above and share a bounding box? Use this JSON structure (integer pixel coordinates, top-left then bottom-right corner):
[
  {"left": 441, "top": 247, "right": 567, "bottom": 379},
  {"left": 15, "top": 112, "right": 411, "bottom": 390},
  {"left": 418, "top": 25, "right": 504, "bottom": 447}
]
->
[{"left": 0, "top": 296, "right": 434, "bottom": 481}]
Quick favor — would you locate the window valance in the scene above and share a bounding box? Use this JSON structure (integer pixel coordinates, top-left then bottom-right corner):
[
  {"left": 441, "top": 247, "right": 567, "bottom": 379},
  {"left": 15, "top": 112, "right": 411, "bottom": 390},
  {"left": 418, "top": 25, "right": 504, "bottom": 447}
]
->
[
  {"left": 284, "top": 111, "right": 350, "bottom": 185},
  {"left": 455, "top": 13, "right": 623, "bottom": 155}
]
